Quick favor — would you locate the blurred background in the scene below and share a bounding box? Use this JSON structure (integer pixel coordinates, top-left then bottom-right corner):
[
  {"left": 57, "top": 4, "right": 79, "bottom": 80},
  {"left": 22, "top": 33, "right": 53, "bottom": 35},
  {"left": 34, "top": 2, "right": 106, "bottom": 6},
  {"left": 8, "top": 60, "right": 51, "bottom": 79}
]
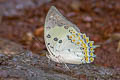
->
[{"left": 0, "top": 0, "right": 120, "bottom": 70}]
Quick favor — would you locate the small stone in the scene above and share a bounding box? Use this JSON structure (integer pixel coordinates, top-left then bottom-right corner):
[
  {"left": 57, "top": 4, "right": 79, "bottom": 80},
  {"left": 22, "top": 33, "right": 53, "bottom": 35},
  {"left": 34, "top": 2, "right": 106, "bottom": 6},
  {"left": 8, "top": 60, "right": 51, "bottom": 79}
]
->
[
  {"left": 86, "top": 23, "right": 91, "bottom": 28},
  {"left": 71, "top": 1, "right": 81, "bottom": 11},
  {"left": 83, "top": 16, "right": 92, "bottom": 22}
]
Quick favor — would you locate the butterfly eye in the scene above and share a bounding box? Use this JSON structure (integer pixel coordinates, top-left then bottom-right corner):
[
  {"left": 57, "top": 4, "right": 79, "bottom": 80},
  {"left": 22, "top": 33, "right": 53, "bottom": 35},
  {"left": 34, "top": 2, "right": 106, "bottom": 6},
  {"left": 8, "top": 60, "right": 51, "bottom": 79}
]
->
[
  {"left": 47, "top": 34, "right": 51, "bottom": 38},
  {"left": 59, "top": 40, "right": 62, "bottom": 43},
  {"left": 54, "top": 37, "right": 58, "bottom": 41}
]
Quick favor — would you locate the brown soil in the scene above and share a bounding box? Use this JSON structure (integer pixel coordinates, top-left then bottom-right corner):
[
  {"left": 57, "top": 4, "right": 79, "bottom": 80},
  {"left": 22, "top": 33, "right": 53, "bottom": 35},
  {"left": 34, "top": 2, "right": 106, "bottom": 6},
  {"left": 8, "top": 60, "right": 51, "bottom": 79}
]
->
[{"left": 0, "top": 0, "right": 120, "bottom": 69}]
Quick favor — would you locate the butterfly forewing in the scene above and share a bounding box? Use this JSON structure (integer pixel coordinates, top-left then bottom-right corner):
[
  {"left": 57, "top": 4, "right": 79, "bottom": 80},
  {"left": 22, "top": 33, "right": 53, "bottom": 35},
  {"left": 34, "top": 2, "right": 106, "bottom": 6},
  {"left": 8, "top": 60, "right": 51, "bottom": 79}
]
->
[{"left": 44, "top": 6, "right": 80, "bottom": 34}]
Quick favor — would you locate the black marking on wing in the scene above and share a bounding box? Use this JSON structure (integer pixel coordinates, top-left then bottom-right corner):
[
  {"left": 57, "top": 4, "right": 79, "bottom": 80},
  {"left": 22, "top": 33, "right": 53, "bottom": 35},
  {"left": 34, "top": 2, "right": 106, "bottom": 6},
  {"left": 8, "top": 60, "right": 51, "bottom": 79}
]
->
[
  {"left": 48, "top": 43, "right": 50, "bottom": 45},
  {"left": 54, "top": 37, "right": 58, "bottom": 41},
  {"left": 47, "top": 34, "right": 51, "bottom": 38},
  {"left": 47, "top": 45, "right": 55, "bottom": 56},
  {"left": 58, "top": 40, "right": 62, "bottom": 43}
]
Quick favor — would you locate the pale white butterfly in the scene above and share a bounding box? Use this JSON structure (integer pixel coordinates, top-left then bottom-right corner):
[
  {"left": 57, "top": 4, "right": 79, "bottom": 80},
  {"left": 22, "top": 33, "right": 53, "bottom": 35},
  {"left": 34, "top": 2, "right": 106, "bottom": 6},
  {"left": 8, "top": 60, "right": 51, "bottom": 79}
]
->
[{"left": 44, "top": 6, "right": 96, "bottom": 64}]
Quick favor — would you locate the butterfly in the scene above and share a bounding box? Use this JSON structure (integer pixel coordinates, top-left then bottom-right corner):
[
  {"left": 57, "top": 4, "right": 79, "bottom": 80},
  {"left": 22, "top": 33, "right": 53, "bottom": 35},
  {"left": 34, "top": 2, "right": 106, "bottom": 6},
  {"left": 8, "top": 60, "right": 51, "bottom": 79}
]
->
[{"left": 44, "top": 6, "right": 97, "bottom": 64}]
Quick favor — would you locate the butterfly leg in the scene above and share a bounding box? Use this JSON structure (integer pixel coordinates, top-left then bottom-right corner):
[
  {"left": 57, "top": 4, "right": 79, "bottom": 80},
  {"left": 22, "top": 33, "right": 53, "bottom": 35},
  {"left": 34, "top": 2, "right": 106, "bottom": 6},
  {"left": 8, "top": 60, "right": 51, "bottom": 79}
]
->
[
  {"left": 48, "top": 57, "right": 51, "bottom": 63},
  {"left": 56, "top": 55, "right": 70, "bottom": 70},
  {"left": 64, "top": 63, "right": 70, "bottom": 70},
  {"left": 46, "top": 54, "right": 51, "bottom": 64}
]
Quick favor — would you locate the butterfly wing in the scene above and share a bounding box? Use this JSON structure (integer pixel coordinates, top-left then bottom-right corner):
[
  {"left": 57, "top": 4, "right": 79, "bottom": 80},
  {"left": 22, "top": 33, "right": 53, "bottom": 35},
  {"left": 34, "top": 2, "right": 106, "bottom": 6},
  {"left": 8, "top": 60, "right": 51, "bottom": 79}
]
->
[
  {"left": 44, "top": 6, "right": 96, "bottom": 64},
  {"left": 44, "top": 6, "right": 80, "bottom": 34}
]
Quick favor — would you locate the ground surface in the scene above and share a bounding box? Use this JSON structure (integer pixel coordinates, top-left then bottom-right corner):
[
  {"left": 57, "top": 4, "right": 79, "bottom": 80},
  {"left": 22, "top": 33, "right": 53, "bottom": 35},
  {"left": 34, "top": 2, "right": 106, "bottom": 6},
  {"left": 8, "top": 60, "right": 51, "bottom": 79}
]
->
[{"left": 0, "top": 0, "right": 120, "bottom": 80}]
